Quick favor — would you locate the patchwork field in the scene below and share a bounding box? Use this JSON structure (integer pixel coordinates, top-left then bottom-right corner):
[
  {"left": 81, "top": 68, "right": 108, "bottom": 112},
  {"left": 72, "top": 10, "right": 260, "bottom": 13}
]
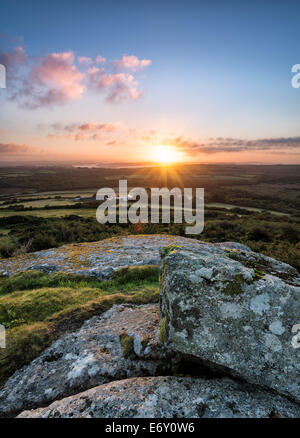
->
[{"left": 0, "top": 164, "right": 298, "bottom": 274}]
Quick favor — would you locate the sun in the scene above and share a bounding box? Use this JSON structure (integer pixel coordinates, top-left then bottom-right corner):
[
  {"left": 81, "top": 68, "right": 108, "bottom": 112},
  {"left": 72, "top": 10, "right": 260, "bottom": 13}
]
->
[{"left": 153, "top": 145, "right": 182, "bottom": 164}]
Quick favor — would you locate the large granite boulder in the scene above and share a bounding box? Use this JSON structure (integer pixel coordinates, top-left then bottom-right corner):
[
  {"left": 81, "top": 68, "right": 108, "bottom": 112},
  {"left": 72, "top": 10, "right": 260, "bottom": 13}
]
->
[
  {"left": 160, "top": 244, "right": 300, "bottom": 402},
  {"left": 18, "top": 376, "right": 300, "bottom": 418},
  {"left": 0, "top": 304, "right": 180, "bottom": 417}
]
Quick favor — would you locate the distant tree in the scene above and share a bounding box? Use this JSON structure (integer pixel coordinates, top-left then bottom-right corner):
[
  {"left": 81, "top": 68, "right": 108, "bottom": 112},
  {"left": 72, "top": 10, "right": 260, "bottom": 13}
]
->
[
  {"left": 247, "top": 227, "right": 271, "bottom": 242},
  {"left": 279, "top": 224, "right": 299, "bottom": 244}
]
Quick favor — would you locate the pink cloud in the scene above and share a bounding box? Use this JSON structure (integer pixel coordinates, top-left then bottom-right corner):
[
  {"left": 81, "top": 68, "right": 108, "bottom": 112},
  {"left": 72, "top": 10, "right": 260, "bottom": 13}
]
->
[
  {"left": 96, "top": 55, "right": 106, "bottom": 63},
  {"left": 47, "top": 121, "right": 119, "bottom": 141},
  {"left": 26, "top": 51, "right": 85, "bottom": 108},
  {"left": 0, "top": 46, "right": 27, "bottom": 69},
  {"left": 114, "top": 54, "right": 151, "bottom": 72},
  {"left": 92, "top": 72, "right": 143, "bottom": 102},
  {"left": 78, "top": 56, "right": 93, "bottom": 65},
  {"left": 2, "top": 45, "right": 151, "bottom": 108},
  {"left": 106, "top": 139, "right": 125, "bottom": 146},
  {"left": 0, "top": 143, "right": 29, "bottom": 154},
  {"left": 0, "top": 46, "right": 27, "bottom": 86},
  {"left": 87, "top": 66, "right": 103, "bottom": 83},
  {"left": 77, "top": 122, "right": 117, "bottom": 132}
]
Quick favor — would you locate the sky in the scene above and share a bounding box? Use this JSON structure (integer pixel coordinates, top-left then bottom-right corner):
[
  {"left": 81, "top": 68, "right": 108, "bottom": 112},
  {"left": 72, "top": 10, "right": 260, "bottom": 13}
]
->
[{"left": 0, "top": 0, "right": 300, "bottom": 164}]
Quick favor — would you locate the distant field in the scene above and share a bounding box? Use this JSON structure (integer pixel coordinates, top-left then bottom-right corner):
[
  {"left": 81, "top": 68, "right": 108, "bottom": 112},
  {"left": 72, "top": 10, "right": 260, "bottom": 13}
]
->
[
  {"left": 0, "top": 164, "right": 299, "bottom": 216},
  {"left": 0, "top": 203, "right": 290, "bottom": 219},
  {"left": 15, "top": 190, "right": 97, "bottom": 199},
  {"left": 0, "top": 172, "right": 32, "bottom": 178},
  {"left": 206, "top": 203, "right": 289, "bottom": 216},
  {"left": 0, "top": 209, "right": 96, "bottom": 218},
  {"left": 0, "top": 190, "right": 97, "bottom": 201},
  {"left": 0, "top": 164, "right": 298, "bottom": 279},
  {"left": 0, "top": 199, "right": 76, "bottom": 209}
]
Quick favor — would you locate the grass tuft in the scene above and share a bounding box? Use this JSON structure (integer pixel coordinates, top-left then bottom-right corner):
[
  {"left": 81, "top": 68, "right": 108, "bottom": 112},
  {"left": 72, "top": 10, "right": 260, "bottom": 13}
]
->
[{"left": 119, "top": 331, "right": 136, "bottom": 360}]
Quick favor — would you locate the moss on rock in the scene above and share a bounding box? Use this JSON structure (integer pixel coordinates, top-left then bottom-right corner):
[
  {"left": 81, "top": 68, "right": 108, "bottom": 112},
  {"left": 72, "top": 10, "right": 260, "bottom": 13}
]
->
[
  {"left": 119, "top": 331, "right": 137, "bottom": 360},
  {"left": 159, "top": 317, "right": 168, "bottom": 343},
  {"left": 253, "top": 268, "right": 265, "bottom": 281},
  {"left": 222, "top": 274, "right": 244, "bottom": 296},
  {"left": 159, "top": 260, "right": 167, "bottom": 289},
  {"left": 160, "top": 245, "right": 182, "bottom": 258}
]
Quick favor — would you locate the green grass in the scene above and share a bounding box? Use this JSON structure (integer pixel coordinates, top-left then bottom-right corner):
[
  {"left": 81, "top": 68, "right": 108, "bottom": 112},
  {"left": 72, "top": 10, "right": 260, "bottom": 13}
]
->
[
  {"left": 16, "top": 190, "right": 98, "bottom": 199},
  {"left": 0, "top": 265, "right": 159, "bottom": 387},
  {"left": 0, "top": 209, "right": 96, "bottom": 218},
  {"left": 1, "top": 199, "right": 75, "bottom": 209}
]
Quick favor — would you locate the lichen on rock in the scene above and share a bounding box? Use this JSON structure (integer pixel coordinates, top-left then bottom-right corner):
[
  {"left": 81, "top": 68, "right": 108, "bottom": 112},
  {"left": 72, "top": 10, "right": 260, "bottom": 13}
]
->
[
  {"left": 17, "top": 376, "right": 300, "bottom": 418},
  {"left": 160, "top": 243, "right": 300, "bottom": 403}
]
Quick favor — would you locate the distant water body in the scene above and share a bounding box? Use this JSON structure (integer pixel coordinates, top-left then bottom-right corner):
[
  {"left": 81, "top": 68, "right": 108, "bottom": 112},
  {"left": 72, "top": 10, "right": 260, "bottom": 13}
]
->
[{"left": 72, "top": 163, "right": 158, "bottom": 169}]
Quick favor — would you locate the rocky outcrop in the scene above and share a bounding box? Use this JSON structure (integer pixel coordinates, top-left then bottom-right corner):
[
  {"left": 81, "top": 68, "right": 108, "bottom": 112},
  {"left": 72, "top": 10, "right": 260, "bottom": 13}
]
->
[
  {"left": 1, "top": 235, "right": 299, "bottom": 418},
  {"left": 17, "top": 376, "right": 300, "bottom": 418},
  {"left": 160, "top": 244, "right": 300, "bottom": 403},
  {"left": 0, "top": 235, "right": 204, "bottom": 279},
  {"left": 0, "top": 304, "right": 180, "bottom": 417}
]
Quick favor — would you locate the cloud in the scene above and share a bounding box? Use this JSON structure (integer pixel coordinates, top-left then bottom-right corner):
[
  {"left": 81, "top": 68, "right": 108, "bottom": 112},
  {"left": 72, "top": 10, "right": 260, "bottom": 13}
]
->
[
  {"left": 77, "top": 122, "right": 117, "bottom": 132},
  {"left": 77, "top": 56, "right": 93, "bottom": 65},
  {"left": 96, "top": 55, "right": 106, "bottom": 63},
  {"left": 93, "top": 72, "right": 143, "bottom": 102},
  {"left": 0, "top": 46, "right": 27, "bottom": 69},
  {"left": 87, "top": 54, "right": 151, "bottom": 101},
  {"left": 47, "top": 121, "right": 119, "bottom": 141},
  {"left": 152, "top": 136, "right": 300, "bottom": 155},
  {"left": 0, "top": 46, "right": 27, "bottom": 85},
  {"left": 1, "top": 45, "right": 151, "bottom": 108},
  {"left": 0, "top": 143, "right": 29, "bottom": 154},
  {"left": 19, "top": 51, "right": 85, "bottom": 109},
  {"left": 114, "top": 54, "right": 151, "bottom": 72}
]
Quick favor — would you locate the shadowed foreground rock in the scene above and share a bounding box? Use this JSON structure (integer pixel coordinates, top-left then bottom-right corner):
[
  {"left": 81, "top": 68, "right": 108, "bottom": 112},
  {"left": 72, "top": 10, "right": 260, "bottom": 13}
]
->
[
  {"left": 0, "top": 304, "right": 180, "bottom": 417},
  {"left": 18, "top": 376, "right": 300, "bottom": 418},
  {"left": 160, "top": 244, "right": 300, "bottom": 403}
]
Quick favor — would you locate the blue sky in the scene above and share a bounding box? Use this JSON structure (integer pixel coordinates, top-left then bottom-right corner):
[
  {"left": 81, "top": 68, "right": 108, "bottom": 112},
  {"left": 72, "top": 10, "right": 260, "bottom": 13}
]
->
[{"left": 0, "top": 0, "right": 300, "bottom": 163}]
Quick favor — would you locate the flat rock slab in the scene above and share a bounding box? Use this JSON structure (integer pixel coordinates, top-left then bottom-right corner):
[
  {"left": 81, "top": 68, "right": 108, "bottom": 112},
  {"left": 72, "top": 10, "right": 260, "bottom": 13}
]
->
[
  {"left": 0, "top": 235, "right": 204, "bottom": 279},
  {"left": 160, "top": 245, "right": 300, "bottom": 402},
  {"left": 0, "top": 304, "right": 180, "bottom": 417},
  {"left": 18, "top": 376, "right": 300, "bottom": 418}
]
